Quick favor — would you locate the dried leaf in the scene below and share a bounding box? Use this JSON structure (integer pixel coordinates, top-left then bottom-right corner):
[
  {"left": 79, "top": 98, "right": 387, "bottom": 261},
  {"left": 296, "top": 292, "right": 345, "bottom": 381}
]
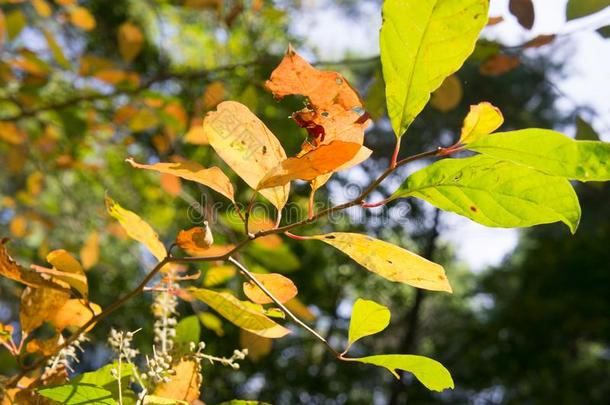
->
[
  {"left": 243, "top": 273, "right": 298, "bottom": 304},
  {"left": 126, "top": 158, "right": 235, "bottom": 202},
  {"left": 176, "top": 225, "right": 214, "bottom": 253},
  {"left": 523, "top": 34, "right": 556, "bottom": 48},
  {"left": 20, "top": 286, "right": 69, "bottom": 333}
]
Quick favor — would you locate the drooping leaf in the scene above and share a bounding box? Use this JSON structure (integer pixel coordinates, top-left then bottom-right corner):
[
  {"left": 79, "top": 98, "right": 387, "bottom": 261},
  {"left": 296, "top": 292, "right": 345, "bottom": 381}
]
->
[
  {"left": 105, "top": 195, "right": 167, "bottom": 261},
  {"left": 118, "top": 22, "right": 144, "bottom": 63},
  {"left": 351, "top": 354, "right": 454, "bottom": 391},
  {"left": 380, "top": 0, "right": 489, "bottom": 136},
  {"left": 347, "top": 298, "right": 391, "bottom": 348},
  {"left": 465, "top": 129, "right": 610, "bottom": 181},
  {"left": 566, "top": 0, "right": 609, "bottom": 21},
  {"left": 0, "top": 239, "right": 68, "bottom": 291},
  {"left": 392, "top": 155, "right": 581, "bottom": 233},
  {"left": 309, "top": 233, "right": 452, "bottom": 292},
  {"left": 37, "top": 383, "right": 114, "bottom": 404},
  {"left": 203, "top": 101, "right": 289, "bottom": 210},
  {"left": 189, "top": 288, "right": 290, "bottom": 338},
  {"left": 243, "top": 273, "right": 298, "bottom": 304},
  {"left": 126, "top": 158, "right": 235, "bottom": 202},
  {"left": 258, "top": 141, "right": 363, "bottom": 189},
  {"left": 459, "top": 102, "right": 504, "bottom": 144},
  {"left": 153, "top": 358, "right": 201, "bottom": 402},
  {"left": 509, "top": 0, "right": 535, "bottom": 29}
]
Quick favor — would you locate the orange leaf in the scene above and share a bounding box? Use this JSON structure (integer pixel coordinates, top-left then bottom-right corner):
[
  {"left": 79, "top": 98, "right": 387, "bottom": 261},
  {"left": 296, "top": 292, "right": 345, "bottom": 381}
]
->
[
  {"left": 26, "top": 335, "right": 62, "bottom": 356},
  {"left": 126, "top": 158, "right": 235, "bottom": 202},
  {"left": 20, "top": 286, "right": 69, "bottom": 333},
  {"left": 240, "top": 329, "right": 272, "bottom": 361},
  {"left": 203, "top": 101, "right": 289, "bottom": 210},
  {"left": 523, "top": 34, "right": 556, "bottom": 48},
  {"left": 243, "top": 273, "right": 298, "bottom": 304},
  {"left": 202, "top": 81, "right": 225, "bottom": 110},
  {"left": 176, "top": 226, "right": 214, "bottom": 253},
  {"left": 160, "top": 173, "right": 181, "bottom": 197},
  {"left": 153, "top": 358, "right": 202, "bottom": 402},
  {"left": 284, "top": 298, "right": 315, "bottom": 322},
  {"left": 479, "top": 54, "right": 520, "bottom": 76},
  {"left": 80, "top": 232, "right": 100, "bottom": 270},
  {"left": 51, "top": 299, "right": 101, "bottom": 331},
  {"left": 258, "top": 141, "right": 362, "bottom": 189}
]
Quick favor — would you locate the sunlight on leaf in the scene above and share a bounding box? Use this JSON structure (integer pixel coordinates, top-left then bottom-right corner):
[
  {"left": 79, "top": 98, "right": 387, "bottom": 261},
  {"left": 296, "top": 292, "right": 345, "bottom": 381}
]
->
[
  {"left": 310, "top": 233, "right": 452, "bottom": 292},
  {"left": 69, "top": 6, "right": 96, "bottom": 31},
  {"left": 465, "top": 129, "right": 610, "bottom": 181},
  {"left": 204, "top": 101, "right": 290, "bottom": 210},
  {"left": 153, "top": 358, "right": 202, "bottom": 402},
  {"left": 459, "top": 102, "right": 504, "bottom": 144},
  {"left": 380, "top": 0, "right": 488, "bottom": 136},
  {"left": 51, "top": 299, "right": 101, "bottom": 331},
  {"left": 105, "top": 195, "right": 167, "bottom": 261},
  {"left": 347, "top": 298, "right": 391, "bottom": 348},
  {"left": 392, "top": 155, "right": 582, "bottom": 233},
  {"left": 243, "top": 273, "right": 298, "bottom": 304}
]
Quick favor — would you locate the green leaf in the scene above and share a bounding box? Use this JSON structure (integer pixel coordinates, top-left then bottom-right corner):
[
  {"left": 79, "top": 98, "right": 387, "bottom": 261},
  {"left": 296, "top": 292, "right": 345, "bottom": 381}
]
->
[
  {"left": 392, "top": 155, "right": 581, "bottom": 233},
  {"left": 189, "top": 288, "right": 290, "bottom": 338},
  {"left": 309, "top": 233, "right": 452, "bottom": 292},
  {"left": 380, "top": 0, "right": 488, "bottom": 137},
  {"left": 174, "top": 315, "right": 201, "bottom": 354},
  {"left": 37, "top": 383, "right": 115, "bottom": 405},
  {"left": 197, "top": 312, "right": 225, "bottom": 336},
  {"left": 348, "top": 299, "right": 391, "bottom": 348},
  {"left": 466, "top": 129, "right": 610, "bottom": 181},
  {"left": 566, "top": 0, "right": 609, "bottom": 21},
  {"left": 351, "top": 354, "right": 454, "bottom": 392},
  {"left": 576, "top": 116, "right": 600, "bottom": 140},
  {"left": 6, "top": 10, "right": 26, "bottom": 40},
  {"left": 73, "top": 362, "right": 133, "bottom": 387}
]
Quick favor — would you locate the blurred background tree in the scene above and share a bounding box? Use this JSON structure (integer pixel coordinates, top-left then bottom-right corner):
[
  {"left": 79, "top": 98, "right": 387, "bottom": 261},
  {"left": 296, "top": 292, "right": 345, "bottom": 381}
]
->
[{"left": 1, "top": 0, "right": 608, "bottom": 404}]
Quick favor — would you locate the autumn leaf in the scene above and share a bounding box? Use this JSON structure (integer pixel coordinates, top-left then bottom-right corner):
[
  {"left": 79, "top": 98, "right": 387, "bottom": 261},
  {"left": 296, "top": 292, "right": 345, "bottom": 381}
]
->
[
  {"left": 105, "top": 195, "right": 167, "bottom": 261},
  {"left": 20, "top": 286, "right": 69, "bottom": 333},
  {"left": 126, "top": 158, "right": 235, "bottom": 202},
  {"left": 258, "top": 141, "right": 363, "bottom": 189},
  {"left": 479, "top": 54, "right": 520, "bottom": 76},
  {"left": 240, "top": 329, "right": 272, "bottom": 361},
  {"left": 189, "top": 288, "right": 291, "bottom": 338},
  {"left": 243, "top": 273, "right": 298, "bottom": 304},
  {"left": 118, "top": 22, "right": 144, "bottom": 63},
  {"left": 26, "top": 335, "right": 62, "bottom": 356},
  {"left": 0, "top": 239, "right": 69, "bottom": 292},
  {"left": 69, "top": 6, "right": 96, "bottom": 31},
  {"left": 51, "top": 299, "right": 101, "bottom": 331},
  {"left": 203, "top": 81, "right": 225, "bottom": 110},
  {"left": 80, "top": 232, "right": 100, "bottom": 270},
  {"left": 176, "top": 225, "right": 214, "bottom": 254},
  {"left": 430, "top": 75, "right": 463, "bottom": 112},
  {"left": 32, "top": 0, "right": 52, "bottom": 18},
  {"left": 45, "top": 249, "right": 88, "bottom": 298},
  {"left": 203, "top": 101, "right": 290, "bottom": 210},
  {"left": 509, "top": 0, "right": 535, "bottom": 29},
  {"left": 153, "top": 358, "right": 202, "bottom": 402},
  {"left": 203, "top": 265, "right": 237, "bottom": 287},
  {"left": 284, "top": 298, "right": 315, "bottom": 322},
  {"left": 459, "top": 102, "right": 504, "bottom": 144},
  {"left": 309, "top": 233, "right": 452, "bottom": 292}
]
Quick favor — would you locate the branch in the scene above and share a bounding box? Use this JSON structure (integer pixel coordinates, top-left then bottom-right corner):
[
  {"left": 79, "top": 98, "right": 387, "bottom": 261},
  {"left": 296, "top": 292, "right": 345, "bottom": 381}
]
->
[
  {"left": 6, "top": 146, "right": 446, "bottom": 388},
  {"left": 228, "top": 256, "right": 340, "bottom": 357}
]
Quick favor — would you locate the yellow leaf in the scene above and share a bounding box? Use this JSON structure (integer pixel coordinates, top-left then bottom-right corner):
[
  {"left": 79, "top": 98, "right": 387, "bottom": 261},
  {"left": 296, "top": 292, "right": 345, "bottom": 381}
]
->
[
  {"left": 126, "top": 158, "right": 235, "bottom": 202},
  {"left": 459, "top": 102, "right": 504, "bottom": 144},
  {"left": 258, "top": 141, "right": 363, "bottom": 189},
  {"left": 284, "top": 298, "right": 315, "bottom": 322},
  {"left": 310, "top": 233, "right": 452, "bottom": 293},
  {"left": 197, "top": 312, "right": 224, "bottom": 336},
  {"left": 240, "top": 329, "right": 272, "bottom": 361},
  {"left": 80, "top": 232, "right": 99, "bottom": 270},
  {"left": 50, "top": 299, "right": 101, "bottom": 331},
  {"left": 32, "top": 0, "right": 52, "bottom": 17},
  {"left": 69, "top": 6, "right": 96, "bottom": 31},
  {"left": 0, "top": 121, "right": 27, "bottom": 144},
  {"left": 20, "top": 286, "right": 69, "bottom": 333},
  {"left": 118, "top": 22, "right": 144, "bottom": 63},
  {"left": 46, "top": 249, "right": 87, "bottom": 298},
  {"left": 189, "top": 288, "right": 291, "bottom": 338},
  {"left": 153, "top": 358, "right": 201, "bottom": 403},
  {"left": 42, "top": 29, "right": 70, "bottom": 69},
  {"left": 243, "top": 273, "right": 297, "bottom": 304},
  {"left": 348, "top": 298, "right": 391, "bottom": 347},
  {"left": 105, "top": 195, "right": 167, "bottom": 261},
  {"left": 129, "top": 108, "right": 160, "bottom": 131},
  {"left": 203, "top": 101, "right": 290, "bottom": 210},
  {"left": 430, "top": 75, "right": 463, "bottom": 112},
  {"left": 159, "top": 173, "right": 181, "bottom": 197},
  {"left": 184, "top": 118, "right": 208, "bottom": 145}
]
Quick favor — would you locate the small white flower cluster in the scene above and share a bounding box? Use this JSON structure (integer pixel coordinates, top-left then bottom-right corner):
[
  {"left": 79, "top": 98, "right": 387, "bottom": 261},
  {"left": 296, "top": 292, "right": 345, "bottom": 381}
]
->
[
  {"left": 145, "top": 346, "right": 175, "bottom": 384},
  {"left": 45, "top": 334, "right": 89, "bottom": 373},
  {"left": 108, "top": 328, "right": 139, "bottom": 364},
  {"left": 191, "top": 341, "right": 248, "bottom": 370},
  {"left": 152, "top": 292, "right": 178, "bottom": 355}
]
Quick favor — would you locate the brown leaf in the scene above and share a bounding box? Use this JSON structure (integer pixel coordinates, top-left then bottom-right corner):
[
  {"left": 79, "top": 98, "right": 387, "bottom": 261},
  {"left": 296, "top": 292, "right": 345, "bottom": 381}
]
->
[
  {"left": 20, "top": 286, "right": 70, "bottom": 333},
  {"left": 487, "top": 16, "right": 504, "bottom": 26},
  {"left": 243, "top": 273, "right": 298, "bottom": 304},
  {"left": 509, "top": 0, "right": 535, "bottom": 29},
  {"left": 176, "top": 225, "right": 214, "bottom": 253},
  {"left": 202, "top": 81, "right": 225, "bottom": 110},
  {"left": 153, "top": 358, "right": 202, "bottom": 402},
  {"left": 523, "top": 34, "right": 556, "bottom": 48}
]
